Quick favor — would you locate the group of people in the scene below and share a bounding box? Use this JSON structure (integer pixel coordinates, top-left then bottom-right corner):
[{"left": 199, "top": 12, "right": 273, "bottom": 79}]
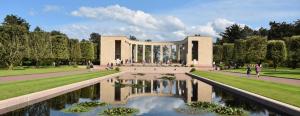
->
[{"left": 246, "top": 63, "right": 261, "bottom": 78}]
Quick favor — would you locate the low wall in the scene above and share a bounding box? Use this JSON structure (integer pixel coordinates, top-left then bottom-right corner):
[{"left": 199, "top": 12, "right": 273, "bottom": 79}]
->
[
  {"left": 187, "top": 73, "right": 300, "bottom": 116},
  {"left": 0, "top": 72, "right": 125, "bottom": 114}
]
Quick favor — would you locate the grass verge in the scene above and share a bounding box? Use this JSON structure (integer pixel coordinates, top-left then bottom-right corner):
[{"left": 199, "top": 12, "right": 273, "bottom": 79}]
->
[
  {"left": 226, "top": 68, "right": 300, "bottom": 79},
  {"left": 0, "top": 66, "right": 84, "bottom": 77},
  {"left": 0, "top": 70, "right": 118, "bottom": 100},
  {"left": 192, "top": 71, "right": 300, "bottom": 107}
]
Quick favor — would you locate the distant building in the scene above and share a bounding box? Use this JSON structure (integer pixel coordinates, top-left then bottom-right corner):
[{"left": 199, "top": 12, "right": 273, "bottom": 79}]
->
[{"left": 100, "top": 36, "right": 212, "bottom": 67}]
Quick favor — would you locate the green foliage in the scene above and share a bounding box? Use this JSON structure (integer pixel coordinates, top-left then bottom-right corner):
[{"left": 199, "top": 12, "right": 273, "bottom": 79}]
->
[
  {"left": 284, "top": 36, "right": 300, "bottom": 69},
  {"left": 62, "top": 101, "right": 107, "bottom": 113},
  {"left": 245, "top": 36, "right": 267, "bottom": 63},
  {"left": 101, "top": 107, "right": 139, "bottom": 116},
  {"left": 80, "top": 40, "right": 95, "bottom": 63},
  {"left": 0, "top": 15, "right": 29, "bottom": 69},
  {"left": 190, "top": 68, "right": 196, "bottom": 72},
  {"left": 222, "top": 43, "right": 234, "bottom": 67},
  {"left": 89, "top": 33, "right": 100, "bottom": 64},
  {"left": 62, "top": 105, "right": 89, "bottom": 113},
  {"left": 115, "top": 67, "right": 120, "bottom": 71},
  {"left": 51, "top": 35, "right": 69, "bottom": 62},
  {"left": 220, "top": 24, "right": 254, "bottom": 43},
  {"left": 213, "top": 45, "right": 223, "bottom": 64},
  {"left": 29, "top": 28, "right": 53, "bottom": 66},
  {"left": 180, "top": 102, "right": 246, "bottom": 115},
  {"left": 233, "top": 40, "right": 247, "bottom": 67},
  {"left": 268, "top": 21, "right": 294, "bottom": 40},
  {"left": 266, "top": 40, "right": 287, "bottom": 70},
  {"left": 68, "top": 39, "right": 81, "bottom": 64}
]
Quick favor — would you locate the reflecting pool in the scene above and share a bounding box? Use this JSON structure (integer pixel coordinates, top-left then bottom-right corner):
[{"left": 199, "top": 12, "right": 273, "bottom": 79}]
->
[{"left": 1, "top": 73, "right": 289, "bottom": 116}]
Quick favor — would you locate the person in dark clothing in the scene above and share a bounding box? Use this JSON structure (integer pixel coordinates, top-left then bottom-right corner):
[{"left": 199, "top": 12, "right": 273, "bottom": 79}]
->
[{"left": 246, "top": 65, "right": 251, "bottom": 78}]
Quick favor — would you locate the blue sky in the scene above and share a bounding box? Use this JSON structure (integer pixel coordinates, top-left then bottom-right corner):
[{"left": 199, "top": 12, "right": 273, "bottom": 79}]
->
[{"left": 0, "top": 0, "right": 299, "bottom": 41}]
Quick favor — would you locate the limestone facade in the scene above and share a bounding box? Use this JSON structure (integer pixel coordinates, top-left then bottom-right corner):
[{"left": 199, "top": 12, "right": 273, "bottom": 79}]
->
[{"left": 100, "top": 36, "right": 212, "bottom": 67}]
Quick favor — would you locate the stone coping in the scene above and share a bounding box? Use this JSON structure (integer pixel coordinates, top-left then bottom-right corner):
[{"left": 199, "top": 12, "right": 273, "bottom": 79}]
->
[
  {"left": 187, "top": 73, "right": 300, "bottom": 116},
  {"left": 0, "top": 71, "right": 126, "bottom": 114}
]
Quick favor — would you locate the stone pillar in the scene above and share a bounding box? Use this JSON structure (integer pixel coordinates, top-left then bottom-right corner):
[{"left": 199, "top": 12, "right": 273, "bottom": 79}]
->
[
  {"left": 130, "top": 44, "right": 133, "bottom": 63},
  {"left": 186, "top": 80, "right": 192, "bottom": 103},
  {"left": 160, "top": 45, "right": 163, "bottom": 62},
  {"left": 160, "top": 80, "right": 163, "bottom": 94},
  {"left": 151, "top": 80, "right": 153, "bottom": 93},
  {"left": 135, "top": 44, "right": 138, "bottom": 62},
  {"left": 142, "top": 80, "right": 145, "bottom": 93},
  {"left": 135, "top": 79, "right": 138, "bottom": 94},
  {"left": 177, "top": 44, "right": 180, "bottom": 62},
  {"left": 142, "top": 45, "right": 145, "bottom": 62},
  {"left": 169, "top": 45, "right": 172, "bottom": 61},
  {"left": 151, "top": 45, "right": 154, "bottom": 63}
]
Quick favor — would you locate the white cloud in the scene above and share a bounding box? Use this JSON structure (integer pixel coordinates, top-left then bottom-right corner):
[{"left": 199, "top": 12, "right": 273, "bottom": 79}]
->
[
  {"left": 61, "top": 5, "right": 238, "bottom": 41},
  {"left": 43, "top": 5, "right": 61, "bottom": 12}
]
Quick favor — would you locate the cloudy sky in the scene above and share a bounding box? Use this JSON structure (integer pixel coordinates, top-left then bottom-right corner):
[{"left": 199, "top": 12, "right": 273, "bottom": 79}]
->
[{"left": 0, "top": 0, "right": 299, "bottom": 41}]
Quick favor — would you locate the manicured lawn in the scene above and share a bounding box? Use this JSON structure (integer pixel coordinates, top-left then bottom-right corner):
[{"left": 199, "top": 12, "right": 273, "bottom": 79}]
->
[
  {"left": 0, "top": 66, "right": 85, "bottom": 77},
  {"left": 192, "top": 71, "right": 300, "bottom": 107},
  {"left": 0, "top": 70, "right": 118, "bottom": 100},
  {"left": 226, "top": 67, "right": 300, "bottom": 79}
]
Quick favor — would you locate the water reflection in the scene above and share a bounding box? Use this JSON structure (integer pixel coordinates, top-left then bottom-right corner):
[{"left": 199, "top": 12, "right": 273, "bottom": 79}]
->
[{"left": 1, "top": 73, "right": 288, "bottom": 116}]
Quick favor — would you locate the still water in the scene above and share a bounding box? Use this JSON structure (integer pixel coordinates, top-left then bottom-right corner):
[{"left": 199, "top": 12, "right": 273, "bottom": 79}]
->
[{"left": 1, "top": 73, "right": 288, "bottom": 116}]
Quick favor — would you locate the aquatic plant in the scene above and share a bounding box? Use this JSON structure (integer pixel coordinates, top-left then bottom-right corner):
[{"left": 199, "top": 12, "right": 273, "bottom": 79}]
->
[
  {"left": 62, "top": 105, "right": 89, "bottom": 113},
  {"left": 77, "top": 101, "right": 107, "bottom": 107},
  {"left": 62, "top": 101, "right": 107, "bottom": 113},
  {"left": 100, "top": 107, "right": 139, "bottom": 115},
  {"left": 177, "top": 102, "right": 247, "bottom": 116}
]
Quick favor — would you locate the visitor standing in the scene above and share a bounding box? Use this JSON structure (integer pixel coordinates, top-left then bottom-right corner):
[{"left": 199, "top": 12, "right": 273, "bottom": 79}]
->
[{"left": 246, "top": 65, "right": 251, "bottom": 78}]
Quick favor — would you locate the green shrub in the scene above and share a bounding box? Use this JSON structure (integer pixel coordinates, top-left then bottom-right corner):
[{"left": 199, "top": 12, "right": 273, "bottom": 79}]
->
[
  {"left": 101, "top": 107, "right": 139, "bottom": 115},
  {"left": 190, "top": 64, "right": 194, "bottom": 67},
  {"left": 62, "top": 105, "right": 89, "bottom": 113},
  {"left": 115, "top": 67, "right": 120, "bottom": 71},
  {"left": 190, "top": 68, "right": 196, "bottom": 72}
]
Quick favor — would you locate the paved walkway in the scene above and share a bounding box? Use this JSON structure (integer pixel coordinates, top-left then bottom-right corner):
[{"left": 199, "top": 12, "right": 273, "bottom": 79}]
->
[
  {"left": 0, "top": 69, "right": 96, "bottom": 83},
  {"left": 217, "top": 71, "right": 300, "bottom": 86}
]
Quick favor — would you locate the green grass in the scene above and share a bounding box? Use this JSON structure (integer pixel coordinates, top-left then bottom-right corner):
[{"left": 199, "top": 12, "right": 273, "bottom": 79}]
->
[
  {"left": 0, "top": 70, "right": 118, "bottom": 100},
  {"left": 226, "top": 67, "right": 300, "bottom": 79},
  {"left": 0, "top": 66, "right": 84, "bottom": 77},
  {"left": 192, "top": 71, "right": 300, "bottom": 107}
]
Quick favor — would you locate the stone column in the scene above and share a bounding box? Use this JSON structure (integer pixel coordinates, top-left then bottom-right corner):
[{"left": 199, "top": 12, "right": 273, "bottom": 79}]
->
[
  {"left": 135, "top": 44, "right": 138, "bottom": 62},
  {"left": 151, "top": 80, "right": 153, "bottom": 93},
  {"left": 160, "top": 45, "right": 163, "bottom": 62},
  {"left": 135, "top": 79, "right": 138, "bottom": 94},
  {"left": 160, "top": 80, "right": 163, "bottom": 94},
  {"left": 130, "top": 44, "right": 133, "bottom": 63},
  {"left": 151, "top": 45, "right": 154, "bottom": 63},
  {"left": 169, "top": 45, "right": 172, "bottom": 61},
  {"left": 142, "top": 80, "right": 145, "bottom": 93},
  {"left": 142, "top": 45, "right": 145, "bottom": 62},
  {"left": 177, "top": 44, "right": 180, "bottom": 62}
]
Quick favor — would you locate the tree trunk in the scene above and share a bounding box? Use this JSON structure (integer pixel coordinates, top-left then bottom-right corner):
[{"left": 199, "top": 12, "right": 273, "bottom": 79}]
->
[{"left": 8, "top": 64, "right": 13, "bottom": 70}]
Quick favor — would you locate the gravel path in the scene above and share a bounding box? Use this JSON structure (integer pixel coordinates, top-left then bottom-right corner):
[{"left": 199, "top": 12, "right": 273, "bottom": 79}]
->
[{"left": 217, "top": 71, "right": 300, "bottom": 86}]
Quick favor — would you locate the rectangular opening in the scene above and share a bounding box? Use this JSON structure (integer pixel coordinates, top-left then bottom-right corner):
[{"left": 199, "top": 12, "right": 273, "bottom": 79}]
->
[
  {"left": 192, "top": 41, "right": 198, "bottom": 61},
  {"left": 115, "top": 40, "right": 121, "bottom": 60}
]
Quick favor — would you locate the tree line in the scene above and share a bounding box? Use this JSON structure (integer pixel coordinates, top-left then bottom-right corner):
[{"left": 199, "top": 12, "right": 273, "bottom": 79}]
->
[
  {"left": 0, "top": 15, "right": 100, "bottom": 69},
  {"left": 214, "top": 19, "right": 300, "bottom": 70}
]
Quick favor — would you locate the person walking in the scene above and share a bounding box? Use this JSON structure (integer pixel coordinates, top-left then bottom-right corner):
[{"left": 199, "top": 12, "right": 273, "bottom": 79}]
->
[
  {"left": 246, "top": 64, "right": 251, "bottom": 78},
  {"left": 255, "top": 64, "right": 261, "bottom": 78}
]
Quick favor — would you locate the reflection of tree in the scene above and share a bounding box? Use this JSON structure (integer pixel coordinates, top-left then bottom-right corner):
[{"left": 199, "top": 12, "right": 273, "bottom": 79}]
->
[
  {"left": 66, "top": 90, "right": 80, "bottom": 104},
  {"left": 49, "top": 94, "right": 67, "bottom": 110},
  {"left": 2, "top": 107, "right": 27, "bottom": 116},
  {"left": 80, "top": 85, "right": 95, "bottom": 99},
  {"left": 162, "top": 80, "right": 168, "bottom": 88},
  {"left": 27, "top": 101, "right": 50, "bottom": 116}
]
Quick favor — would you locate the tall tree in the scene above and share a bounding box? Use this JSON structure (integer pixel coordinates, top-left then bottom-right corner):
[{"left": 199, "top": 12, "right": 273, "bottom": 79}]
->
[
  {"left": 222, "top": 43, "right": 234, "bottom": 68},
  {"left": 29, "top": 27, "right": 53, "bottom": 66},
  {"left": 51, "top": 35, "right": 69, "bottom": 65},
  {"left": 80, "top": 40, "right": 94, "bottom": 64},
  {"left": 220, "top": 24, "right": 246, "bottom": 43},
  {"left": 0, "top": 15, "right": 29, "bottom": 69},
  {"left": 294, "top": 19, "right": 300, "bottom": 35},
  {"left": 129, "top": 35, "right": 137, "bottom": 41},
  {"left": 89, "top": 32, "right": 100, "bottom": 64},
  {"left": 233, "top": 39, "right": 247, "bottom": 68},
  {"left": 213, "top": 45, "right": 223, "bottom": 64},
  {"left": 284, "top": 36, "right": 300, "bottom": 69},
  {"left": 245, "top": 36, "right": 267, "bottom": 63},
  {"left": 68, "top": 39, "right": 81, "bottom": 65},
  {"left": 266, "top": 40, "right": 287, "bottom": 70},
  {"left": 258, "top": 27, "right": 268, "bottom": 37},
  {"left": 268, "top": 21, "right": 294, "bottom": 40}
]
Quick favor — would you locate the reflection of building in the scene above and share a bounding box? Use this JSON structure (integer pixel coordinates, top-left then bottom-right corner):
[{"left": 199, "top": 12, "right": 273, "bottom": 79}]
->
[
  {"left": 100, "top": 36, "right": 212, "bottom": 67},
  {"left": 99, "top": 76, "right": 212, "bottom": 104}
]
